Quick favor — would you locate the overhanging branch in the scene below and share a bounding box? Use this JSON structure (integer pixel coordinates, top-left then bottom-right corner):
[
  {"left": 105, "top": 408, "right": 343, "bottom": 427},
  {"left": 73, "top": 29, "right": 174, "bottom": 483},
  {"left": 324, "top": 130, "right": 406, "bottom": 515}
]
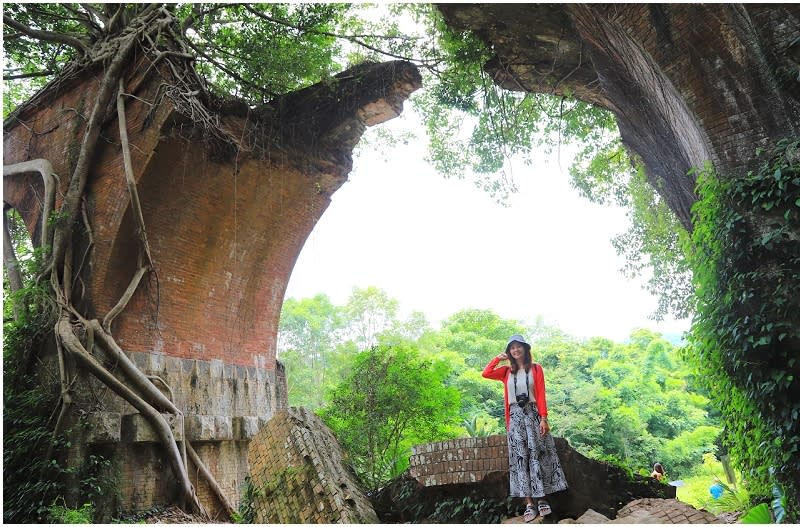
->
[{"left": 2, "top": 15, "right": 90, "bottom": 55}]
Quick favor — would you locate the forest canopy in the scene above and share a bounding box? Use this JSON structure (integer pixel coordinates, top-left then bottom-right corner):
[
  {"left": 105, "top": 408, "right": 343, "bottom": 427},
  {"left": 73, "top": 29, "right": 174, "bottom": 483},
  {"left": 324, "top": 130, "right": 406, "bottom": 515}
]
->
[{"left": 279, "top": 287, "right": 722, "bottom": 497}]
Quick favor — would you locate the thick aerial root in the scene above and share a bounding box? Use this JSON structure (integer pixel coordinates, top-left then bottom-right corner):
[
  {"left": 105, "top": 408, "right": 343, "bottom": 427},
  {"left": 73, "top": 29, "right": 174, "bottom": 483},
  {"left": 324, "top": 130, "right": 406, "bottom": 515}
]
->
[
  {"left": 7, "top": 7, "right": 240, "bottom": 516},
  {"left": 84, "top": 319, "right": 233, "bottom": 516},
  {"left": 2, "top": 159, "right": 58, "bottom": 249},
  {"left": 187, "top": 443, "right": 236, "bottom": 518},
  {"left": 3, "top": 208, "right": 26, "bottom": 320},
  {"left": 49, "top": 32, "right": 139, "bottom": 272},
  {"left": 101, "top": 266, "right": 148, "bottom": 332},
  {"left": 56, "top": 316, "right": 206, "bottom": 516},
  {"left": 116, "top": 77, "right": 154, "bottom": 267}
]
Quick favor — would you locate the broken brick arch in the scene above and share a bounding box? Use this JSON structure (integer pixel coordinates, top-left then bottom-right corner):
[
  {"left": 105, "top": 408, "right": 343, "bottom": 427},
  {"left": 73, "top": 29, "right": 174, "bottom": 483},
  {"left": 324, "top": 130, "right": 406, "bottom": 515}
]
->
[{"left": 3, "top": 55, "right": 422, "bottom": 516}]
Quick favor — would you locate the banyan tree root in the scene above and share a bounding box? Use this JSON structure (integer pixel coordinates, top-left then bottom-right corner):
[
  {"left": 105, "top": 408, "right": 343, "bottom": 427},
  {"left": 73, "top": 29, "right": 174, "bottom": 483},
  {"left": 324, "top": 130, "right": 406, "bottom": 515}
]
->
[
  {"left": 56, "top": 315, "right": 205, "bottom": 515},
  {"left": 4, "top": 5, "right": 243, "bottom": 518}
]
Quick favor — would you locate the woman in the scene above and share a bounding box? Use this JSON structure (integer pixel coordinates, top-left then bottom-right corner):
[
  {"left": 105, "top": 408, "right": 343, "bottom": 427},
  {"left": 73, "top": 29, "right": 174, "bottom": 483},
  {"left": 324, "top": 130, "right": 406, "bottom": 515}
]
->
[
  {"left": 651, "top": 463, "right": 665, "bottom": 481},
  {"left": 482, "top": 334, "right": 568, "bottom": 522}
]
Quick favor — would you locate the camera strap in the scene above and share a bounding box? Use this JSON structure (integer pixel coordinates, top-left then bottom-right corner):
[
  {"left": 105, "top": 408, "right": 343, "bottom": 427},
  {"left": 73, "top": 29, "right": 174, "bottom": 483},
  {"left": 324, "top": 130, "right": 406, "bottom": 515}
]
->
[{"left": 513, "top": 367, "right": 530, "bottom": 401}]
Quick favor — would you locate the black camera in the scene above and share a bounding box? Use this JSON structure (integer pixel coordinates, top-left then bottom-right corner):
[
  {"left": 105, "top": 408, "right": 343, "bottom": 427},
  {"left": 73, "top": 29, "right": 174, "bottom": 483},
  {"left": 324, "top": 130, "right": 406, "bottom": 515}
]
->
[{"left": 516, "top": 393, "right": 529, "bottom": 406}]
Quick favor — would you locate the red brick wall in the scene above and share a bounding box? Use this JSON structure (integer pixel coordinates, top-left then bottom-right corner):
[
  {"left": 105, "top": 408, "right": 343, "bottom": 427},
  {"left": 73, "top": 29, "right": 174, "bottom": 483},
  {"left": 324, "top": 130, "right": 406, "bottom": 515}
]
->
[
  {"left": 104, "top": 137, "right": 333, "bottom": 369},
  {"left": 3, "top": 66, "right": 337, "bottom": 370}
]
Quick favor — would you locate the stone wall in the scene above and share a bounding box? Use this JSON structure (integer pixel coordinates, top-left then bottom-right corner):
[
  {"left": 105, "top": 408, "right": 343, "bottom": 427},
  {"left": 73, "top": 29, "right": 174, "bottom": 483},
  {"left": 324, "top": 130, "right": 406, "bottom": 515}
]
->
[
  {"left": 247, "top": 407, "right": 377, "bottom": 524},
  {"left": 77, "top": 350, "right": 281, "bottom": 517}
]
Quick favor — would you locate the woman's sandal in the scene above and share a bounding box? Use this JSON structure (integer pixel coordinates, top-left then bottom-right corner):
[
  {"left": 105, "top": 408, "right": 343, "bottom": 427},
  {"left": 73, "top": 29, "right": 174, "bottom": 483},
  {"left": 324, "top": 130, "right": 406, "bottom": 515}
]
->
[
  {"left": 523, "top": 504, "right": 537, "bottom": 523},
  {"left": 537, "top": 500, "right": 552, "bottom": 517}
]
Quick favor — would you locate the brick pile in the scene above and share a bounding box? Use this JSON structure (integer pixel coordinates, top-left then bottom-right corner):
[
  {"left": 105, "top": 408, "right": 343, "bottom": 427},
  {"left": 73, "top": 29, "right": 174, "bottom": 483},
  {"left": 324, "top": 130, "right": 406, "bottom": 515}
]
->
[
  {"left": 409, "top": 435, "right": 508, "bottom": 487},
  {"left": 617, "top": 498, "right": 723, "bottom": 524},
  {"left": 247, "top": 407, "right": 377, "bottom": 524}
]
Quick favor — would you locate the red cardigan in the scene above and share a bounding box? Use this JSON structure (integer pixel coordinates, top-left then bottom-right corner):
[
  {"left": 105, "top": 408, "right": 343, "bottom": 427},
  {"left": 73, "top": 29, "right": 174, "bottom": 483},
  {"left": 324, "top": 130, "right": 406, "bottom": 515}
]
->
[{"left": 482, "top": 357, "right": 548, "bottom": 430}]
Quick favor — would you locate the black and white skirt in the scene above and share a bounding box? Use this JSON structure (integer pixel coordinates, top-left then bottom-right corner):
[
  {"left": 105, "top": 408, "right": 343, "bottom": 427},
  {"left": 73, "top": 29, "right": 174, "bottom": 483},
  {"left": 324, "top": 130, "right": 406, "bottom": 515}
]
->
[{"left": 507, "top": 402, "right": 568, "bottom": 498}]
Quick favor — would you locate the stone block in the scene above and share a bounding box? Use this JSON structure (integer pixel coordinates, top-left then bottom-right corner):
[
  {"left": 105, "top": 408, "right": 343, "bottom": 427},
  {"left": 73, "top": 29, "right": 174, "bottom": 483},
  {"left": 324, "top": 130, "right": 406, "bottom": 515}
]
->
[
  {"left": 185, "top": 414, "right": 233, "bottom": 441},
  {"left": 215, "top": 415, "right": 233, "bottom": 440},
  {"left": 147, "top": 352, "right": 166, "bottom": 372},
  {"left": 576, "top": 509, "right": 612, "bottom": 523},
  {"left": 233, "top": 416, "right": 262, "bottom": 440},
  {"left": 210, "top": 359, "right": 224, "bottom": 378},
  {"left": 166, "top": 354, "right": 184, "bottom": 373},
  {"left": 186, "top": 414, "right": 215, "bottom": 441},
  {"left": 121, "top": 412, "right": 183, "bottom": 442},
  {"left": 84, "top": 411, "right": 122, "bottom": 443}
]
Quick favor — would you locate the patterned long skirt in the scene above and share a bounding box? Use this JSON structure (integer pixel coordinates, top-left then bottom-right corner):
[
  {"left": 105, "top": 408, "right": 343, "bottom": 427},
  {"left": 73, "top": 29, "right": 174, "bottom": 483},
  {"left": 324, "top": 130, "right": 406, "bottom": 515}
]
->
[{"left": 507, "top": 402, "right": 568, "bottom": 498}]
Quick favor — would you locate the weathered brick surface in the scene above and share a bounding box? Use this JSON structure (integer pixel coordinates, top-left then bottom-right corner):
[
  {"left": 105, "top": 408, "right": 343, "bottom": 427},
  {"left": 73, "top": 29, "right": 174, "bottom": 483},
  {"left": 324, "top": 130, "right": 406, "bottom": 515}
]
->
[
  {"left": 247, "top": 407, "right": 378, "bottom": 524},
  {"left": 76, "top": 350, "right": 279, "bottom": 517},
  {"left": 4, "top": 59, "right": 421, "bottom": 371},
  {"left": 402, "top": 435, "right": 674, "bottom": 522},
  {"left": 438, "top": 4, "right": 800, "bottom": 230},
  {"left": 409, "top": 434, "right": 508, "bottom": 487},
  {"left": 4, "top": 58, "right": 419, "bottom": 515},
  {"left": 617, "top": 498, "right": 722, "bottom": 524}
]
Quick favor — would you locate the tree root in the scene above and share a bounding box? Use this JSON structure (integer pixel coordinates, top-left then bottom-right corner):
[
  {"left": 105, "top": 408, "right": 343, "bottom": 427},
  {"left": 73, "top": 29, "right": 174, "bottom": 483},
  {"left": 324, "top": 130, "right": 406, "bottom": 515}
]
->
[
  {"left": 56, "top": 315, "right": 207, "bottom": 516},
  {"left": 187, "top": 442, "right": 236, "bottom": 518},
  {"left": 2, "top": 158, "right": 58, "bottom": 248},
  {"left": 116, "top": 77, "right": 154, "bottom": 268},
  {"left": 3, "top": 208, "right": 25, "bottom": 320},
  {"left": 102, "top": 266, "right": 148, "bottom": 332},
  {"left": 6, "top": 6, "right": 243, "bottom": 518}
]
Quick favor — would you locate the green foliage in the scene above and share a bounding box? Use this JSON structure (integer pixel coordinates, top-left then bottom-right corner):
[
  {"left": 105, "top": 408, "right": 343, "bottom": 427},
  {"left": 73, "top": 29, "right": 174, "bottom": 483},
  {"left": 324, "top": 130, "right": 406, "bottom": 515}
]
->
[
  {"left": 47, "top": 501, "right": 95, "bottom": 524},
  {"left": 429, "top": 495, "right": 519, "bottom": 524},
  {"left": 278, "top": 293, "right": 344, "bottom": 408},
  {"left": 2, "top": 3, "right": 79, "bottom": 115},
  {"left": 318, "top": 342, "right": 461, "bottom": 490},
  {"left": 232, "top": 476, "right": 262, "bottom": 523},
  {"left": 77, "top": 450, "right": 118, "bottom": 522},
  {"left": 684, "top": 139, "right": 800, "bottom": 517},
  {"left": 277, "top": 289, "right": 725, "bottom": 511},
  {"left": 461, "top": 414, "right": 498, "bottom": 438},
  {"left": 2, "top": 377, "right": 68, "bottom": 523},
  {"left": 741, "top": 503, "right": 772, "bottom": 524},
  {"left": 659, "top": 426, "right": 722, "bottom": 476},
  {"left": 278, "top": 287, "right": 429, "bottom": 409},
  {"left": 772, "top": 483, "right": 788, "bottom": 524},
  {"left": 178, "top": 3, "right": 352, "bottom": 102},
  {"left": 2, "top": 3, "right": 693, "bottom": 331},
  {"left": 3, "top": 272, "right": 65, "bottom": 522},
  {"left": 528, "top": 328, "right": 717, "bottom": 476},
  {"left": 3, "top": 209, "right": 117, "bottom": 522},
  {"left": 612, "top": 164, "right": 694, "bottom": 320}
]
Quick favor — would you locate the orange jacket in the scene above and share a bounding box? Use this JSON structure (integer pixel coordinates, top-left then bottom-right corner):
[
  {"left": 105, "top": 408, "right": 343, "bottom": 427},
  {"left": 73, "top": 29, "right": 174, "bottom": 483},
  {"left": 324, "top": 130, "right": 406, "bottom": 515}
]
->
[{"left": 482, "top": 357, "right": 548, "bottom": 429}]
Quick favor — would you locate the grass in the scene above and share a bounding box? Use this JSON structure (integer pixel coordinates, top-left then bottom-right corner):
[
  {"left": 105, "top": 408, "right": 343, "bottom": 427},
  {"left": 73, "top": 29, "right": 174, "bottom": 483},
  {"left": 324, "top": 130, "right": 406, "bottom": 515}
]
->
[{"left": 676, "top": 453, "right": 749, "bottom": 515}]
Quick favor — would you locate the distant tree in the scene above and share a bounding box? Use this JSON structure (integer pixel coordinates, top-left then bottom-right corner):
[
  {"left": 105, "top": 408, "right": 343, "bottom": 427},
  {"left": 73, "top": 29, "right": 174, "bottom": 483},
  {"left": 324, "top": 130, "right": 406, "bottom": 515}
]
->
[
  {"left": 342, "top": 286, "right": 400, "bottom": 349},
  {"left": 319, "top": 342, "right": 460, "bottom": 490},
  {"left": 435, "top": 309, "right": 526, "bottom": 369},
  {"left": 278, "top": 294, "right": 343, "bottom": 408}
]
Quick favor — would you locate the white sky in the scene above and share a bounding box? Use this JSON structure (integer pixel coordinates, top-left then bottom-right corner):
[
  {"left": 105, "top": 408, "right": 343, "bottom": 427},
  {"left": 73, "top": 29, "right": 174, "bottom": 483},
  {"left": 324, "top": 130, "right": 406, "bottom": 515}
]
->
[{"left": 284, "top": 107, "right": 691, "bottom": 342}]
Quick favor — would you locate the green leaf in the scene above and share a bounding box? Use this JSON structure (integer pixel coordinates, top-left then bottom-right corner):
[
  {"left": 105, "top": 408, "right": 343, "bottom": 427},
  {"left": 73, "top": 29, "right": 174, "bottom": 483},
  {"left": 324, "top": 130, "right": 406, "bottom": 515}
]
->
[{"left": 740, "top": 503, "right": 771, "bottom": 524}]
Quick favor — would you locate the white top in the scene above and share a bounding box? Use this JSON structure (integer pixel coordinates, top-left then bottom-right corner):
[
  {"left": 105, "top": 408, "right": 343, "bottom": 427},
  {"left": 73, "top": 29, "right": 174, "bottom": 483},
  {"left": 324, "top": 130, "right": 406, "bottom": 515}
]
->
[{"left": 506, "top": 368, "right": 534, "bottom": 403}]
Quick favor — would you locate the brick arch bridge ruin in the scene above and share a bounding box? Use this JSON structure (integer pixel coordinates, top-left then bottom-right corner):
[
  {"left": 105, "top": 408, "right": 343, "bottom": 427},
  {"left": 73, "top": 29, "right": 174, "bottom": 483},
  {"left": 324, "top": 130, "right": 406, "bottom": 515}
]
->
[{"left": 4, "top": 3, "right": 799, "bottom": 518}]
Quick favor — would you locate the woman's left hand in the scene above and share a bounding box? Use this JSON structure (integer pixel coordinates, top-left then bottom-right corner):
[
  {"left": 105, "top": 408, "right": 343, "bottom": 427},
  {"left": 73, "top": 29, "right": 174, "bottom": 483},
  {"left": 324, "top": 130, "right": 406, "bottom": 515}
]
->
[{"left": 540, "top": 418, "right": 550, "bottom": 436}]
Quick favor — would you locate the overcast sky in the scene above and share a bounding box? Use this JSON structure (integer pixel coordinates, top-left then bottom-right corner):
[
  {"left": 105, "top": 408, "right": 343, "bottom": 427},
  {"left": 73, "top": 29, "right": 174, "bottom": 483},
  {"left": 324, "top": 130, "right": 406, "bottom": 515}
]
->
[{"left": 284, "top": 107, "right": 691, "bottom": 342}]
